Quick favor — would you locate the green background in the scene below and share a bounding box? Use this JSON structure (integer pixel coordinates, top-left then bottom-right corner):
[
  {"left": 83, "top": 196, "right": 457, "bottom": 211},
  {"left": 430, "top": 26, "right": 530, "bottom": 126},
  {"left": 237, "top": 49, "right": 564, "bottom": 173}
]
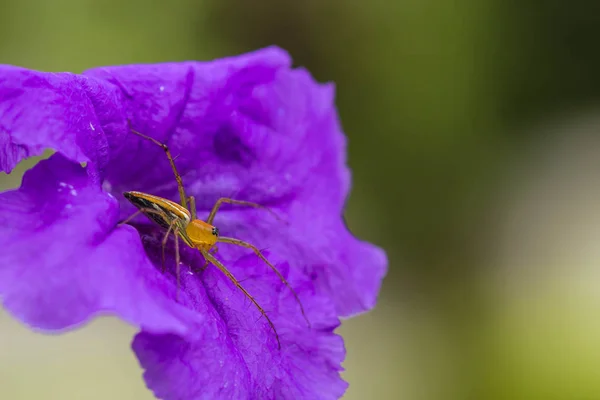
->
[{"left": 2, "top": 1, "right": 600, "bottom": 399}]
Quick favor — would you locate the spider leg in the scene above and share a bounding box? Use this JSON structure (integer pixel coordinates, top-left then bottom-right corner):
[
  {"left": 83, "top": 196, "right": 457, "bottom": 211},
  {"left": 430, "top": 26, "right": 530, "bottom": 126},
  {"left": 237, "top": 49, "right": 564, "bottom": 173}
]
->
[
  {"left": 118, "top": 209, "right": 144, "bottom": 226},
  {"left": 158, "top": 220, "right": 182, "bottom": 301},
  {"left": 119, "top": 207, "right": 174, "bottom": 227},
  {"left": 218, "top": 236, "right": 310, "bottom": 328},
  {"left": 202, "top": 250, "right": 281, "bottom": 350},
  {"left": 207, "top": 197, "right": 282, "bottom": 225},
  {"left": 199, "top": 246, "right": 218, "bottom": 271},
  {"left": 189, "top": 195, "right": 197, "bottom": 221},
  {"left": 127, "top": 120, "right": 188, "bottom": 210},
  {"left": 174, "top": 226, "right": 181, "bottom": 302},
  {"left": 120, "top": 207, "right": 175, "bottom": 226},
  {"left": 161, "top": 221, "right": 176, "bottom": 273}
]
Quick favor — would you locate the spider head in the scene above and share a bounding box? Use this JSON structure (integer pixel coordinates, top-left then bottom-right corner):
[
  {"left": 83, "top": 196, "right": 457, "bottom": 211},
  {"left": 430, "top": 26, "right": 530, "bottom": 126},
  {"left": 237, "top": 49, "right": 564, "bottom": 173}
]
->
[{"left": 186, "top": 220, "right": 219, "bottom": 247}]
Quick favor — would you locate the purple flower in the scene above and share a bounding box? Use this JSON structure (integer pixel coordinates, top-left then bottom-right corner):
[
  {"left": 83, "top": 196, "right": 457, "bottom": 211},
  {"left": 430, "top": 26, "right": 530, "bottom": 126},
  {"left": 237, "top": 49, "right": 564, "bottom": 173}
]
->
[{"left": 0, "top": 47, "right": 387, "bottom": 399}]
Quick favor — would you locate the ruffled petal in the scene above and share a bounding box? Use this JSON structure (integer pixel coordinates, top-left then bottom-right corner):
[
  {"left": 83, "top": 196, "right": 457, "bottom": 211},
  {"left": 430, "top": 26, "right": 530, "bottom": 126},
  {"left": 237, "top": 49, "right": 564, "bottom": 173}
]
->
[
  {"left": 0, "top": 154, "right": 202, "bottom": 336},
  {"left": 0, "top": 65, "right": 127, "bottom": 177},
  {"left": 83, "top": 46, "right": 293, "bottom": 203},
  {"left": 84, "top": 47, "right": 386, "bottom": 316},
  {"left": 133, "top": 251, "right": 347, "bottom": 400},
  {"left": 0, "top": 47, "right": 385, "bottom": 399}
]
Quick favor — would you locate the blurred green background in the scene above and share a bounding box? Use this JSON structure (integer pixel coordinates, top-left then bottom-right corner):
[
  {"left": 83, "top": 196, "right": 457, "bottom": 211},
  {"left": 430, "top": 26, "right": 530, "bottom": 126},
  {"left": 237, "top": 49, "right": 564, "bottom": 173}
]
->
[{"left": 2, "top": 1, "right": 600, "bottom": 399}]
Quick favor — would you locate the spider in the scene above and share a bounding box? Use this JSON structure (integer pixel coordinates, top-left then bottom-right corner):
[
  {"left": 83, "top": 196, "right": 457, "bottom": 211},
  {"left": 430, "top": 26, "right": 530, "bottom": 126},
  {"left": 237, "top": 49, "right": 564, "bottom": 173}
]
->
[{"left": 120, "top": 125, "right": 309, "bottom": 349}]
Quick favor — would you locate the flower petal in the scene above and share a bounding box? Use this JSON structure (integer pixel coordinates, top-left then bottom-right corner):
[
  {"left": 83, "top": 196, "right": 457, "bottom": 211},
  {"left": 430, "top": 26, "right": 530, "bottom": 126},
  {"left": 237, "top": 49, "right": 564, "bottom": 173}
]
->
[
  {"left": 83, "top": 46, "right": 293, "bottom": 201},
  {"left": 0, "top": 47, "right": 385, "bottom": 400},
  {"left": 0, "top": 65, "right": 127, "bottom": 176},
  {"left": 84, "top": 46, "right": 387, "bottom": 316},
  {"left": 0, "top": 154, "right": 202, "bottom": 336},
  {"left": 133, "top": 251, "right": 347, "bottom": 400}
]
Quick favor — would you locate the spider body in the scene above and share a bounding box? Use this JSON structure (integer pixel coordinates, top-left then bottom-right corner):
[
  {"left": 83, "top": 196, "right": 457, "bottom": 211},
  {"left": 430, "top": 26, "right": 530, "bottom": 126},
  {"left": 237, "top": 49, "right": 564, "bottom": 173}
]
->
[{"left": 123, "top": 191, "right": 218, "bottom": 249}]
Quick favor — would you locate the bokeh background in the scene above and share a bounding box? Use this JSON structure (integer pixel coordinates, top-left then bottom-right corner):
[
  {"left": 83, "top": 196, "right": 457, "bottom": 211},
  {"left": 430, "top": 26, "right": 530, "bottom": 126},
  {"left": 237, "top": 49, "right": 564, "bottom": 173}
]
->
[{"left": 2, "top": 1, "right": 600, "bottom": 399}]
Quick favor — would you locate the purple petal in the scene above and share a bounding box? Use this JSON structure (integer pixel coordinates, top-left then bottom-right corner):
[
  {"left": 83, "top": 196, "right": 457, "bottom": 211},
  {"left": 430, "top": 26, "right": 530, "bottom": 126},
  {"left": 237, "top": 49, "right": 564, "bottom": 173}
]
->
[
  {"left": 133, "top": 252, "right": 347, "bottom": 400},
  {"left": 0, "top": 154, "right": 201, "bottom": 336},
  {"left": 0, "top": 46, "right": 386, "bottom": 399},
  {"left": 0, "top": 65, "right": 127, "bottom": 176},
  {"left": 84, "top": 46, "right": 293, "bottom": 202},
  {"left": 1, "top": 49, "right": 386, "bottom": 316},
  {"left": 85, "top": 47, "right": 386, "bottom": 316}
]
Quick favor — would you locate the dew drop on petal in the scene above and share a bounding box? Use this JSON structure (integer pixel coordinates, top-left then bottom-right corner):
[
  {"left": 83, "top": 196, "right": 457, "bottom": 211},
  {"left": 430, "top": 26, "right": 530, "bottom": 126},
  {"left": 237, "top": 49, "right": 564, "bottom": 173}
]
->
[
  {"left": 89, "top": 122, "right": 95, "bottom": 131},
  {"left": 102, "top": 180, "right": 113, "bottom": 193},
  {"left": 159, "top": 85, "right": 165, "bottom": 92}
]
